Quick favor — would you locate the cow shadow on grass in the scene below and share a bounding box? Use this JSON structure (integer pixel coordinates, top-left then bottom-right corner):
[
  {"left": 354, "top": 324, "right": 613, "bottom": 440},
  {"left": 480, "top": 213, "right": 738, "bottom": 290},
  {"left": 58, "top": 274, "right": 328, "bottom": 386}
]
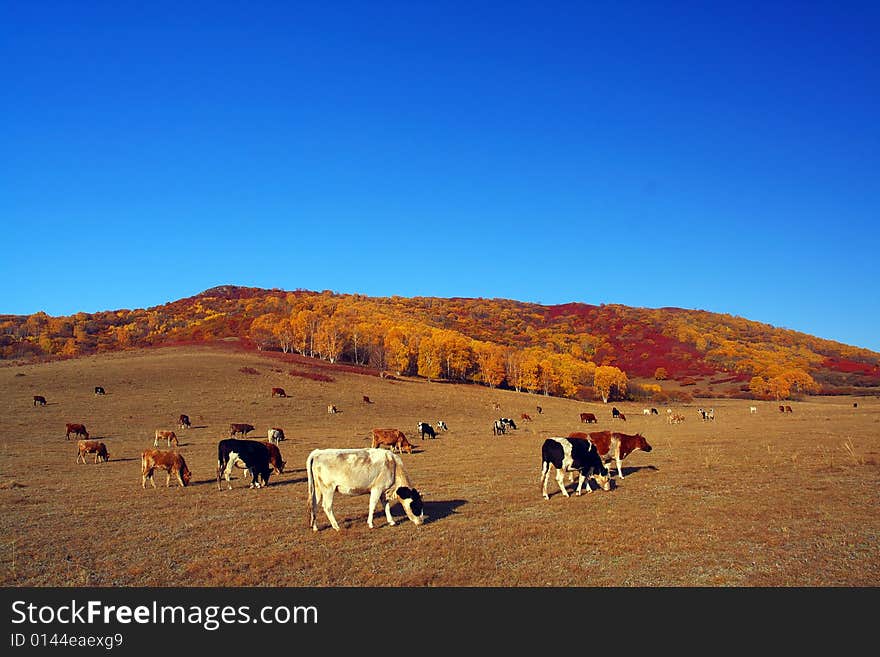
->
[
  {"left": 615, "top": 464, "right": 659, "bottom": 478},
  {"left": 422, "top": 499, "right": 467, "bottom": 524},
  {"left": 268, "top": 476, "right": 308, "bottom": 487},
  {"left": 109, "top": 457, "right": 140, "bottom": 463}
]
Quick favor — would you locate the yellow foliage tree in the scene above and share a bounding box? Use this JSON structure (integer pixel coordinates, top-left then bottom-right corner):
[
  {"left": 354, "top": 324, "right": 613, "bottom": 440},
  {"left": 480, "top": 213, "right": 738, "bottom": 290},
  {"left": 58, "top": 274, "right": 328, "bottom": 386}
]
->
[{"left": 594, "top": 365, "right": 628, "bottom": 403}]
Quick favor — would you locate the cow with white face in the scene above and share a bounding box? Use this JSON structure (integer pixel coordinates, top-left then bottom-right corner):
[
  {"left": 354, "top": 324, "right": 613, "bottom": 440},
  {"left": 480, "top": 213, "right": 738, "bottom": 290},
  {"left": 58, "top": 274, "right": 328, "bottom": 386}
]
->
[
  {"left": 541, "top": 436, "right": 611, "bottom": 500},
  {"left": 307, "top": 447, "right": 425, "bottom": 531}
]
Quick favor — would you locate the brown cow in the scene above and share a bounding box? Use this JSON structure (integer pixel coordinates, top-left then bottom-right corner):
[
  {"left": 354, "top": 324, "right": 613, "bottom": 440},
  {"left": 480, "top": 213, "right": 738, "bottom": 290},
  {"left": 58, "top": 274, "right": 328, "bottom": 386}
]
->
[
  {"left": 33, "top": 395, "right": 47, "bottom": 406},
  {"left": 579, "top": 412, "right": 598, "bottom": 423},
  {"left": 569, "top": 430, "right": 653, "bottom": 479},
  {"left": 784, "top": 405, "right": 793, "bottom": 413},
  {"left": 229, "top": 423, "right": 255, "bottom": 437},
  {"left": 141, "top": 449, "right": 192, "bottom": 488},
  {"left": 154, "top": 429, "right": 179, "bottom": 447},
  {"left": 76, "top": 440, "right": 109, "bottom": 464},
  {"left": 370, "top": 428, "right": 414, "bottom": 454},
  {"left": 779, "top": 405, "right": 786, "bottom": 413},
  {"left": 521, "top": 413, "right": 532, "bottom": 421},
  {"left": 65, "top": 423, "right": 89, "bottom": 441},
  {"left": 271, "top": 387, "right": 287, "bottom": 398}
]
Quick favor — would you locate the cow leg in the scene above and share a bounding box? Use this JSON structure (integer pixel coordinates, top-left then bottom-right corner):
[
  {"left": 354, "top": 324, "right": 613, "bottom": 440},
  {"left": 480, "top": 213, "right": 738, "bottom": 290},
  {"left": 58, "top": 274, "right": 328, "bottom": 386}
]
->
[
  {"left": 555, "top": 469, "right": 570, "bottom": 497},
  {"left": 575, "top": 472, "right": 589, "bottom": 496},
  {"left": 176, "top": 471, "right": 185, "bottom": 487},
  {"left": 165, "top": 472, "right": 172, "bottom": 487},
  {"left": 376, "top": 491, "right": 396, "bottom": 527},
  {"left": 366, "top": 489, "right": 381, "bottom": 528},
  {"left": 616, "top": 456, "right": 625, "bottom": 479},
  {"left": 321, "top": 489, "right": 340, "bottom": 531}
]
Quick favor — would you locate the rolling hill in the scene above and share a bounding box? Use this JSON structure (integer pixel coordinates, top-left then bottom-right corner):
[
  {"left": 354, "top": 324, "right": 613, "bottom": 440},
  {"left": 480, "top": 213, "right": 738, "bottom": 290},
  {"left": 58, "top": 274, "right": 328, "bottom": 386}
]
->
[{"left": 2, "top": 285, "right": 878, "bottom": 400}]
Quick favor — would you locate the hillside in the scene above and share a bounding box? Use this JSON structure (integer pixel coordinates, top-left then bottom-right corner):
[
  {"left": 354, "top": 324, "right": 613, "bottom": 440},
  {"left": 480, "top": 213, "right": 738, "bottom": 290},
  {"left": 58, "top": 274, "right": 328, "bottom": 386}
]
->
[{"left": 2, "top": 285, "right": 879, "bottom": 401}]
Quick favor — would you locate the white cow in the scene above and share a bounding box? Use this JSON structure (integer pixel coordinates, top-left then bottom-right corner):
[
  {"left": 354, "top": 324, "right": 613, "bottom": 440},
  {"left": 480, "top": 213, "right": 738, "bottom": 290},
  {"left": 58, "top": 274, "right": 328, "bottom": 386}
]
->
[
  {"left": 749, "top": 406, "right": 757, "bottom": 414},
  {"left": 306, "top": 447, "right": 425, "bottom": 531},
  {"left": 267, "top": 427, "right": 285, "bottom": 444}
]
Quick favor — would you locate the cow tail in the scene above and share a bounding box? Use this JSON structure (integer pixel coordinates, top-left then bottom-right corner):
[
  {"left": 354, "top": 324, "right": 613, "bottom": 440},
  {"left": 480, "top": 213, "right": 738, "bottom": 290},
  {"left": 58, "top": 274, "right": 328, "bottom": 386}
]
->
[
  {"left": 306, "top": 451, "right": 317, "bottom": 528},
  {"left": 216, "top": 443, "right": 224, "bottom": 491}
]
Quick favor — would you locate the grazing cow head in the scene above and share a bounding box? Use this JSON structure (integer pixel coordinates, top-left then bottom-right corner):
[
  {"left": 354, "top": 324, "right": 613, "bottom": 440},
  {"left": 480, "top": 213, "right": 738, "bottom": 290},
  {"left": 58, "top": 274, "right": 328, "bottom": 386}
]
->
[
  {"left": 181, "top": 463, "right": 193, "bottom": 486},
  {"left": 592, "top": 470, "right": 612, "bottom": 491},
  {"left": 395, "top": 486, "right": 425, "bottom": 525}
]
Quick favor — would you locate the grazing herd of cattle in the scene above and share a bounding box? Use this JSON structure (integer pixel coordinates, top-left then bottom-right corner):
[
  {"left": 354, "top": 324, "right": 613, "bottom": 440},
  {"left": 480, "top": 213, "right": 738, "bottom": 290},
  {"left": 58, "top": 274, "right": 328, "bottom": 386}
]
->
[{"left": 38, "top": 383, "right": 805, "bottom": 533}]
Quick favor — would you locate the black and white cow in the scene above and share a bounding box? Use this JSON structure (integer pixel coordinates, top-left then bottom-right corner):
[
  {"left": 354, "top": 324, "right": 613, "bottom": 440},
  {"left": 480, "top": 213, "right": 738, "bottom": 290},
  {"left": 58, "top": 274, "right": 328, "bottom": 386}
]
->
[
  {"left": 417, "top": 421, "right": 436, "bottom": 440},
  {"left": 541, "top": 436, "right": 611, "bottom": 500},
  {"left": 436, "top": 420, "right": 449, "bottom": 432},
  {"left": 307, "top": 447, "right": 425, "bottom": 531},
  {"left": 217, "top": 438, "right": 273, "bottom": 490},
  {"left": 94, "top": 386, "right": 105, "bottom": 395},
  {"left": 493, "top": 419, "right": 507, "bottom": 435},
  {"left": 501, "top": 417, "right": 517, "bottom": 430}
]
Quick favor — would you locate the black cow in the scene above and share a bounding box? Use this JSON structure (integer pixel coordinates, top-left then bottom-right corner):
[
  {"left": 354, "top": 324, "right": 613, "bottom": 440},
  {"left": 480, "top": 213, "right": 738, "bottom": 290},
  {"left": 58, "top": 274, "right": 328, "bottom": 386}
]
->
[
  {"left": 650, "top": 408, "right": 659, "bottom": 415},
  {"left": 33, "top": 395, "right": 47, "bottom": 406},
  {"left": 541, "top": 436, "right": 611, "bottom": 499},
  {"left": 417, "top": 421, "right": 436, "bottom": 440},
  {"left": 178, "top": 414, "right": 191, "bottom": 430},
  {"left": 217, "top": 438, "right": 272, "bottom": 490},
  {"left": 94, "top": 386, "right": 105, "bottom": 395},
  {"left": 612, "top": 407, "right": 621, "bottom": 419}
]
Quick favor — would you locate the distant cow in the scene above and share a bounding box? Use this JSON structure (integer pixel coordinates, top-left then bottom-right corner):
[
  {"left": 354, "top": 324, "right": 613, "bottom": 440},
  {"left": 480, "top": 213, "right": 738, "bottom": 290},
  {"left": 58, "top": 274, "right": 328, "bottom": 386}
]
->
[
  {"left": 94, "top": 386, "right": 105, "bottom": 395},
  {"left": 579, "top": 412, "right": 598, "bottom": 424},
  {"left": 142, "top": 449, "right": 191, "bottom": 488},
  {"left": 327, "top": 404, "right": 338, "bottom": 414},
  {"left": 521, "top": 413, "right": 532, "bottom": 422},
  {"left": 571, "top": 430, "right": 653, "bottom": 479},
  {"left": 785, "top": 405, "right": 793, "bottom": 413},
  {"left": 267, "top": 427, "right": 285, "bottom": 444},
  {"left": 363, "top": 395, "right": 373, "bottom": 404},
  {"left": 501, "top": 417, "right": 517, "bottom": 430},
  {"left": 65, "top": 423, "right": 89, "bottom": 441},
  {"left": 541, "top": 436, "right": 611, "bottom": 499},
  {"left": 436, "top": 420, "right": 449, "bottom": 432},
  {"left": 33, "top": 395, "right": 47, "bottom": 407},
  {"left": 853, "top": 402, "right": 858, "bottom": 408},
  {"left": 229, "top": 423, "right": 255, "bottom": 438},
  {"left": 178, "top": 414, "right": 191, "bottom": 429},
  {"left": 371, "top": 428, "right": 414, "bottom": 454},
  {"left": 416, "top": 421, "right": 436, "bottom": 440},
  {"left": 154, "top": 429, "right": 179, "bottom": 448},
  {"left": 217, "top": 439, "right": 273, "bottom": 490},
  {"left": 493, "top": 419, "right": 506, "bottom": 436},
  {"left": 651, "top": 408, "right": 659, "bottom": 415},
  {"left": 779, "top": 405, "right": 786, "bottom": 413},
  {"left": 307, "top": 447, "right": 425, "bottom": 531},
  {"left": 749, "top": 406, "right": 758, "bottom": 414},
  {"left": 271, "top": 387, "right": 287, "bottom": 398},
  {"left": 612, "top": 407, "right": 621, "bottom": 419},
  {"left": 536, "top": 406, "right": 543, "bottom": 414},
  {"left": 76, "top": 440, "right": 109, "bottom": 464}
]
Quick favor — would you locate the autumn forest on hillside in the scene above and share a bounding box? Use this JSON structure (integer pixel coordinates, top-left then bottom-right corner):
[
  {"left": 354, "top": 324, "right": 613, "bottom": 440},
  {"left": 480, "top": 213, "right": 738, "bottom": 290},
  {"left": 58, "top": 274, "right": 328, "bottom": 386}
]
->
[{"left": 2, "top": 286, "right": 879, "bottom": 402}]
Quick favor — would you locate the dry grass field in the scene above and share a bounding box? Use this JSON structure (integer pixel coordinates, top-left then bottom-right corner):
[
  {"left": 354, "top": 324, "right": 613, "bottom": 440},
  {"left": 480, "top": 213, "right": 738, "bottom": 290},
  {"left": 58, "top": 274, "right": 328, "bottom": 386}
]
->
[{"left": 1, "top": 345, "right": 878, "bottom": 587}]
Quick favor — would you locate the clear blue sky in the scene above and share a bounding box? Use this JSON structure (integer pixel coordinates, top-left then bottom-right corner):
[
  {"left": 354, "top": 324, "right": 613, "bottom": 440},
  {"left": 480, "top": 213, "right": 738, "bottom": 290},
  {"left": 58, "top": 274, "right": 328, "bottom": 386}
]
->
[{"left": 2, "top": 1, "right": 878, "bottom": 351}]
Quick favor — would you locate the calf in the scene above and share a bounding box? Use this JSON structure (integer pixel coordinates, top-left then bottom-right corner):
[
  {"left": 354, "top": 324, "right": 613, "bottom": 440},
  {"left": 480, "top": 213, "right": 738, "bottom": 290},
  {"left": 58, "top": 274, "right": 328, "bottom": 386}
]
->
[
  {"left": 142, "top": 449, "right": 192, "bottom": 488},
  {"left": 178, "top": 414, "right": 192, "bottom": 429},
  {"left": 229, "top": 423, "right": 255, "bottom": 438},
  {"left": 267, "top": 427, "right": 286, "bottom": 444},
  {"left": 307, "top": 447, "right": 425, "bottom": 531},
  {"left": 572, "top": 430, "right": 653, "bottom": 479},
  {"left": 154, "top": 429, "right": 179, "bottom": 448},
  {"left": 33, "top": 395, "right": 47, "bottom": 406},
  {"left": 65, "top": 423, "right": 89, "bottom": 441},
  {"left": 217, "top": 439, "right": 273, "bottom": 490},
  {"left": 76, "top": 440, "right": 109, "bottom": 464},
  {"left": 580, "top": 412, "right": 598, "bottom": 424},
  {"left": 436, "top": 420, "right": 449, "bottom": 432},
  {"left": 371, "top": 428, "right": 415, "bottom": 454},
  {"left": 271, "top": 387, "right": 287, "bottom": 398},
  {"left": 416, "top": 421, "right": 436, "bottom": 440},
  {"left": 541, "top": 436, "right": 611, "bottom": 499}
]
